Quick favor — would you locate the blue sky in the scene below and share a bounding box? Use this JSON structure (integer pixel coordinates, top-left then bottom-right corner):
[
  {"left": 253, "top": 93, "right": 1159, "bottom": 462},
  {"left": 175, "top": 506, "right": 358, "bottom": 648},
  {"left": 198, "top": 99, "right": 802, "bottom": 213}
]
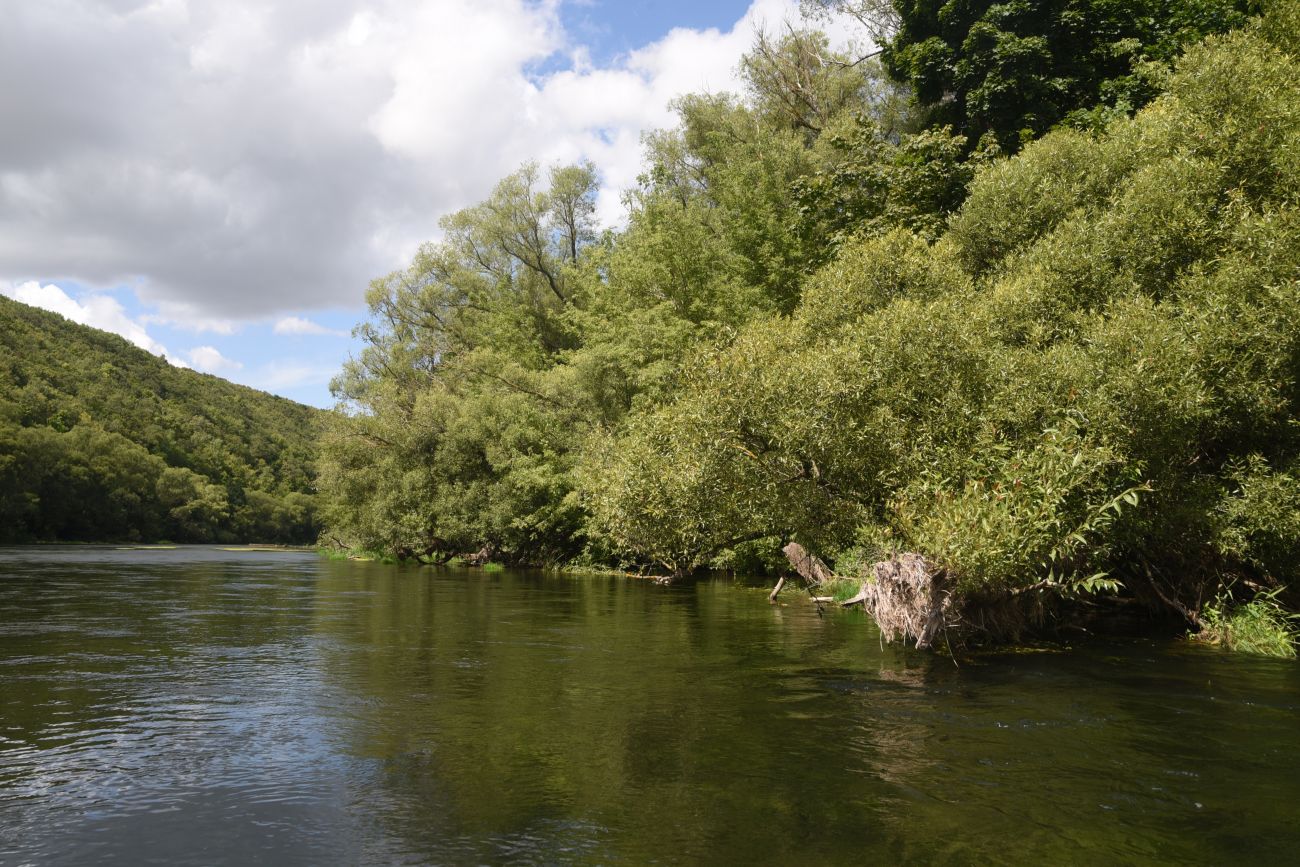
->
[
  {"left": 563, "top": 1, "right": 754, "bottom": 62},
  {"left": 1, "top": 0, "right": 811, "bottom": 408}
]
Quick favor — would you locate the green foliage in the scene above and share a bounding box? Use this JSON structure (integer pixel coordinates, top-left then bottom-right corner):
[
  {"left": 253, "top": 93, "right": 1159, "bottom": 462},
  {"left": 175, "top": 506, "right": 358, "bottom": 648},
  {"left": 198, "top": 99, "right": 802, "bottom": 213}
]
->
[
  {"left": 1198, "top": 586, "right": 1299, "bottom": 657},
  {"left": 945, "top": 126, "right": 1131, "bottom": 274},
  {"left": 881, "top": 0, "right": 1256, "bottom": 151},
  {"left": 0, "top": 296, "right": 322, "bottom": 543},
  {"left": 799, "top": 228, "right": 970, "bottom": 331},
  {"left": 321, "top": 40, "right": 917, "bottom": 566},
  {"left": 642, "top": 92, "right": 819, "bottom": 313},
  {"left": 1215, "top": 456, "right": 1300, "bottom": 586},
  {"left": 582, "top": 20, "right": 1300, "bottom": 622},
  {"left": 156, "top": 466, "right": 230, "bottom": 542},
  {"left": 323, "top": 4, "right": 1300, "bottom": 643},
  {"left": 870, "top": 422, "right": 1142, "bottom": 596},
  {"left": 794, "top": 121, "right": 993, "bottom": 259},
  {"left": 320, "top": 163, "right": 603, "bottom": 563},
  {"left": 741, "top": 28, "right": 900, "bottom": 139}
]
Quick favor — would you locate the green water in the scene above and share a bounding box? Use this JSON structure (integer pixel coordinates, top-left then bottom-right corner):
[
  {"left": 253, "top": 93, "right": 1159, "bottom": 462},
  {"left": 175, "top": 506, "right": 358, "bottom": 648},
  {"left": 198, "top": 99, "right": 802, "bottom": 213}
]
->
[{"left": 1, "top": 547, "right": 1297, "bottom": 865}]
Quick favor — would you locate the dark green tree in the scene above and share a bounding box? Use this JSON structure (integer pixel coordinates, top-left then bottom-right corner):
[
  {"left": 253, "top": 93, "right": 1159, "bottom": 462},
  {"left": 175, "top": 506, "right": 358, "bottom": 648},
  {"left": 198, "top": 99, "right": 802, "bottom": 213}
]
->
[{"left": 880, "top": 0, "right": 1256, "bottom": 150}]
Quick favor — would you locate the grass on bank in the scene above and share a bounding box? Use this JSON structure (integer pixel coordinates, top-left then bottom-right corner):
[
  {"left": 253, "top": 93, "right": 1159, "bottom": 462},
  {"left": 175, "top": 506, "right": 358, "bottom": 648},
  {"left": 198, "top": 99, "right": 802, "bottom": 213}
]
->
[
  {"left": 316, "top": 547, "right": 509, "bottom": 569},
  {"left": 317, "top": 546, "right": 392, "bottom": 563},
  {"left": 822, "top": 576, "right": 866, "bottom": 604},
  {"left": 1195, "top": 586, "right": 1299, "bottom": 658}
]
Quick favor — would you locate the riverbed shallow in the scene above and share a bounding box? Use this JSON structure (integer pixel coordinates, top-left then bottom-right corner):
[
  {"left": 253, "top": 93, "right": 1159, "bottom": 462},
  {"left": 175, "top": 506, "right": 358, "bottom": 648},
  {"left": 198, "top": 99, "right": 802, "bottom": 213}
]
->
[{"left": 1, "top": 546, "right": 1297, "bottom": 864}]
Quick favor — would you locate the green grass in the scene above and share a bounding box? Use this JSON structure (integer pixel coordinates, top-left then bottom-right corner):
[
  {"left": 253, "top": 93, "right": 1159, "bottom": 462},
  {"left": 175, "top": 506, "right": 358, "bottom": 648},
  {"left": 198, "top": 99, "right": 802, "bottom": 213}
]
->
[
  {"left": 823, "top": 576, "right": 865, "bottom": 604},
  {"left": 316, "top": 547, "right": 353, "bottom": 561},
  {"left": 1196, "top": 587, "right": 1298, "bottom": 659},
  {"left": 316, "top": 546, "right": 395, "bottom": 563}
]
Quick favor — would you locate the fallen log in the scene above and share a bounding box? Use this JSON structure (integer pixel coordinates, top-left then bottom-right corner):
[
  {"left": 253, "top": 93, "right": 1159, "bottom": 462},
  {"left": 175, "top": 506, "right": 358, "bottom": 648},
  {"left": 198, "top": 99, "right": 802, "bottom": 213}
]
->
[
  {"left": 463, "top": 545, "right": 495, "bottom": 567},
  {"left": 781, "top": 542, "right": 834, "bottom": 586}
]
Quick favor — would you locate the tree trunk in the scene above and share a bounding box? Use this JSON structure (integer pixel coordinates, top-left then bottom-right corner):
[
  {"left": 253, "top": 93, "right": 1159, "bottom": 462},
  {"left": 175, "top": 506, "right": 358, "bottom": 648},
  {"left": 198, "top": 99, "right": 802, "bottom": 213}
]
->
[
  {"left": 463, "top": 544, "right": 494, "bottom": 566},
  {"left": 781, "top": 542, "right": 833, "bottom": 586}
]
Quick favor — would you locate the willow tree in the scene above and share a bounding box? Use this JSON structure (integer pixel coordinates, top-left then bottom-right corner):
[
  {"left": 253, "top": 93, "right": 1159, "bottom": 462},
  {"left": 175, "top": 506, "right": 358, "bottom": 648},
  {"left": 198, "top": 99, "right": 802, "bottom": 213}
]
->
[
  {"left": 583, "top": 15, "right": 1300, "bottom": 635},
  {"left": 320, "top": 163, "right": 601, "bottom": 561}
]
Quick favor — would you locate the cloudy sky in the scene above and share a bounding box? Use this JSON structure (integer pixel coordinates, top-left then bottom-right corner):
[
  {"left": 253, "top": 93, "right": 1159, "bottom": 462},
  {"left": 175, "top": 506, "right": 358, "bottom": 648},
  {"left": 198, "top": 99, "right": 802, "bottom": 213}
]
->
[{"left": 0, "top": 0, "right": 847, "bottom": 407}]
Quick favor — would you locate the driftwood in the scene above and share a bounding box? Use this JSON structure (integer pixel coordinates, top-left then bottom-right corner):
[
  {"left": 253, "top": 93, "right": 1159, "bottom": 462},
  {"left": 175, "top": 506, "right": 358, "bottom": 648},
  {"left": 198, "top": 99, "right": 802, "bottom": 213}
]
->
[
  {"left": 843, "top": 554, "right": 1054, "bottom": 648},
  {"left": 775, "top": 543, "right": 1046, "bottom": 648},
  {"left": 770, "top": 542, "right": 836, "bottom": 603},
  {"left": 463, "top": 545, "right": 495, "bottom": 567}
]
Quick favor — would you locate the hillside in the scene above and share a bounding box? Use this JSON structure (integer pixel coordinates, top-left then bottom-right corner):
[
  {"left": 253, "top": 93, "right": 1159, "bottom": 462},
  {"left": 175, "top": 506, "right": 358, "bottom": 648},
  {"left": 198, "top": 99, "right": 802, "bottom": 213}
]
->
[{"left": 0, "top": 295, "right": 323, "bottom": 543}]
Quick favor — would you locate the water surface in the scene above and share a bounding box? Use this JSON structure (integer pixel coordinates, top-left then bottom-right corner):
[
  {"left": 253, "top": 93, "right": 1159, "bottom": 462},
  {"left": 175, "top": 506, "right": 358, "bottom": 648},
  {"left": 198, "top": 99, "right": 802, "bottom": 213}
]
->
[{"left": 1, "top": 547, "right": 1297, "bottom": 864}]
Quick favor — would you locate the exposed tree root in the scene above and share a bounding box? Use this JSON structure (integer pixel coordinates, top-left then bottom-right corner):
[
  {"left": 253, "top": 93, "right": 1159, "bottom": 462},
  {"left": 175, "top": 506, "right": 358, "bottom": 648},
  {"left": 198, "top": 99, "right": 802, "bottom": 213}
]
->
[
  {"left": 462, "top": 545, "right": 495, "bottom": 567},
  {"left": 826, "top": 551, "right": 1052, "bottom": 649},
  {"left": 841, "top": 554, "right": 953, "bottom": 649}
]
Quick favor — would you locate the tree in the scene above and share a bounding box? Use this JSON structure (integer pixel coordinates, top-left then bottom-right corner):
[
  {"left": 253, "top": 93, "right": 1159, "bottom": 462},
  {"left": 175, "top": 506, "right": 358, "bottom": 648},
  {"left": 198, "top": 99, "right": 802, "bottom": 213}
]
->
[
  {"left": 879, "top": 0, "right": 1256, "bottom": 150},
  {"left": 157, "top": 466, "right": 229, "bottom": 541},
  {"left": 583, "top": 15, "right": 1300, "bottom": 631},
  {"left": 741, "top": 27, "right": 906, "bottom": 139},
  {"left": 321, "top": 162, "right": 602, "bottom": 562}
]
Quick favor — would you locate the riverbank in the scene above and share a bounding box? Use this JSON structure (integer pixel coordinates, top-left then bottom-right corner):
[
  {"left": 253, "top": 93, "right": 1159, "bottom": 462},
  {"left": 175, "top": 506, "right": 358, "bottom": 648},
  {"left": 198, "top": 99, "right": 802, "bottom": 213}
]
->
[{"left": 314, "top": 545, "right": 1299, "bottom": 659}]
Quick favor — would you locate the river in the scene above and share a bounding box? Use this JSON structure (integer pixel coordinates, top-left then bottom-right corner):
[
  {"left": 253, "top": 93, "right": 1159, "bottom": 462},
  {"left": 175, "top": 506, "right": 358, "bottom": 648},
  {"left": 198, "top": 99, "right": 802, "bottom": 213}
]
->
[{"left": 1, "top": 546, "right": 1297, "bottom": 864}]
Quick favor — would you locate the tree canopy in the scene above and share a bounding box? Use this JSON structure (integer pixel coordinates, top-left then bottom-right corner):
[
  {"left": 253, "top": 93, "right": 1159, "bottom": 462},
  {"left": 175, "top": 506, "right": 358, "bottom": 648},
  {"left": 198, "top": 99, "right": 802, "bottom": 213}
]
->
[
  {"left": 320, "top": 2, "right": 1300, "bottom": 641},
  {"left": 880, "top": 0, "right": 1257, "bottom": 150}
]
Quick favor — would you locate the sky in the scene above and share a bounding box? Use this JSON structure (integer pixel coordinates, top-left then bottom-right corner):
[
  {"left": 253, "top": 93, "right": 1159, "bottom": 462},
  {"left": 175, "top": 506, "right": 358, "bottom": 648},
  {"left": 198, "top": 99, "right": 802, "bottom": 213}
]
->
[{"left": 0, "top": 0, "right": 853, "bottom": 407}]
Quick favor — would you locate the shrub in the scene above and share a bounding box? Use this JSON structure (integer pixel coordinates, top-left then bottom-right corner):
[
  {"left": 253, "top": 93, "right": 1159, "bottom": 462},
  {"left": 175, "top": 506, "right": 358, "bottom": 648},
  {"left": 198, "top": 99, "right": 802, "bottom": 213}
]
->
[{"left": 1197, "top": 586, "right": 1299, "bottom": 658}]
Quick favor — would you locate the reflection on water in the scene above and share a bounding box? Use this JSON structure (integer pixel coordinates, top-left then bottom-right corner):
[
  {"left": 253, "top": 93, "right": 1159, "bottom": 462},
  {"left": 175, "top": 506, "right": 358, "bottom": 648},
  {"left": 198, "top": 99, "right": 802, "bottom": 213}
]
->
[{"left": 1, "top": 547, "right": 1297, "bottom": 864}]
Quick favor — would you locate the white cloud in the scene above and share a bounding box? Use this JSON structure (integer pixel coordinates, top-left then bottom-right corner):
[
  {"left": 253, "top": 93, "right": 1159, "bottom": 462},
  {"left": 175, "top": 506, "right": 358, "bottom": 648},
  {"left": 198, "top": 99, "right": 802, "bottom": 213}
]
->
[
  {"left": 0, "top": 0, "right": 825, "bottom": 322},
  {"left": 3, "top": 280, "right": 84, "bottom": 322},
  {"left": 248, "top": 361, "right": 339, "bottom": 391},
  {"left": 186, "top": 345, "right": 242, "bottom": 373},
  {"left": 273, "top": 315, "right": 347, "bottom": 337},
  {"left": 141, "top": 307, "right": 239, "bottom": 335},
  {"left": 2, "top": 280, "right": 185, "bottom": 365}
]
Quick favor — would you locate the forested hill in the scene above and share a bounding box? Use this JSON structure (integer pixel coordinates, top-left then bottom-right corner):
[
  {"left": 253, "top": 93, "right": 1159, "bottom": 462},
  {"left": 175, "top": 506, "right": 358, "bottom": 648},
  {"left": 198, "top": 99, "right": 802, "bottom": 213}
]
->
[{"left": 0, "top": 295, "right": 322, "bottom": 543}]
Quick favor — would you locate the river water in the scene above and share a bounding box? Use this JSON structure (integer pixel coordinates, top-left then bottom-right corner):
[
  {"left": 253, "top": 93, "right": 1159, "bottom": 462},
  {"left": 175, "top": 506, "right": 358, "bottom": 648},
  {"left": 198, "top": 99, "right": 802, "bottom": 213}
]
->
[{"left": 0, "top": 547, "right": 1296, "bottom": 865}]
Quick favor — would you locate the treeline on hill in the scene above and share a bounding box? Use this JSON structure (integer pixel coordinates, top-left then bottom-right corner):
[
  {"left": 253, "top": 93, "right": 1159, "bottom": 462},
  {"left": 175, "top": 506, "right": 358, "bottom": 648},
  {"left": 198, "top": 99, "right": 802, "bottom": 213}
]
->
[
  {"left": 322, "top": 1, "right": 1300, "bottom": 648},
  {"left": 0, "top": 296, "right": 322, "bottom": 544}
]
